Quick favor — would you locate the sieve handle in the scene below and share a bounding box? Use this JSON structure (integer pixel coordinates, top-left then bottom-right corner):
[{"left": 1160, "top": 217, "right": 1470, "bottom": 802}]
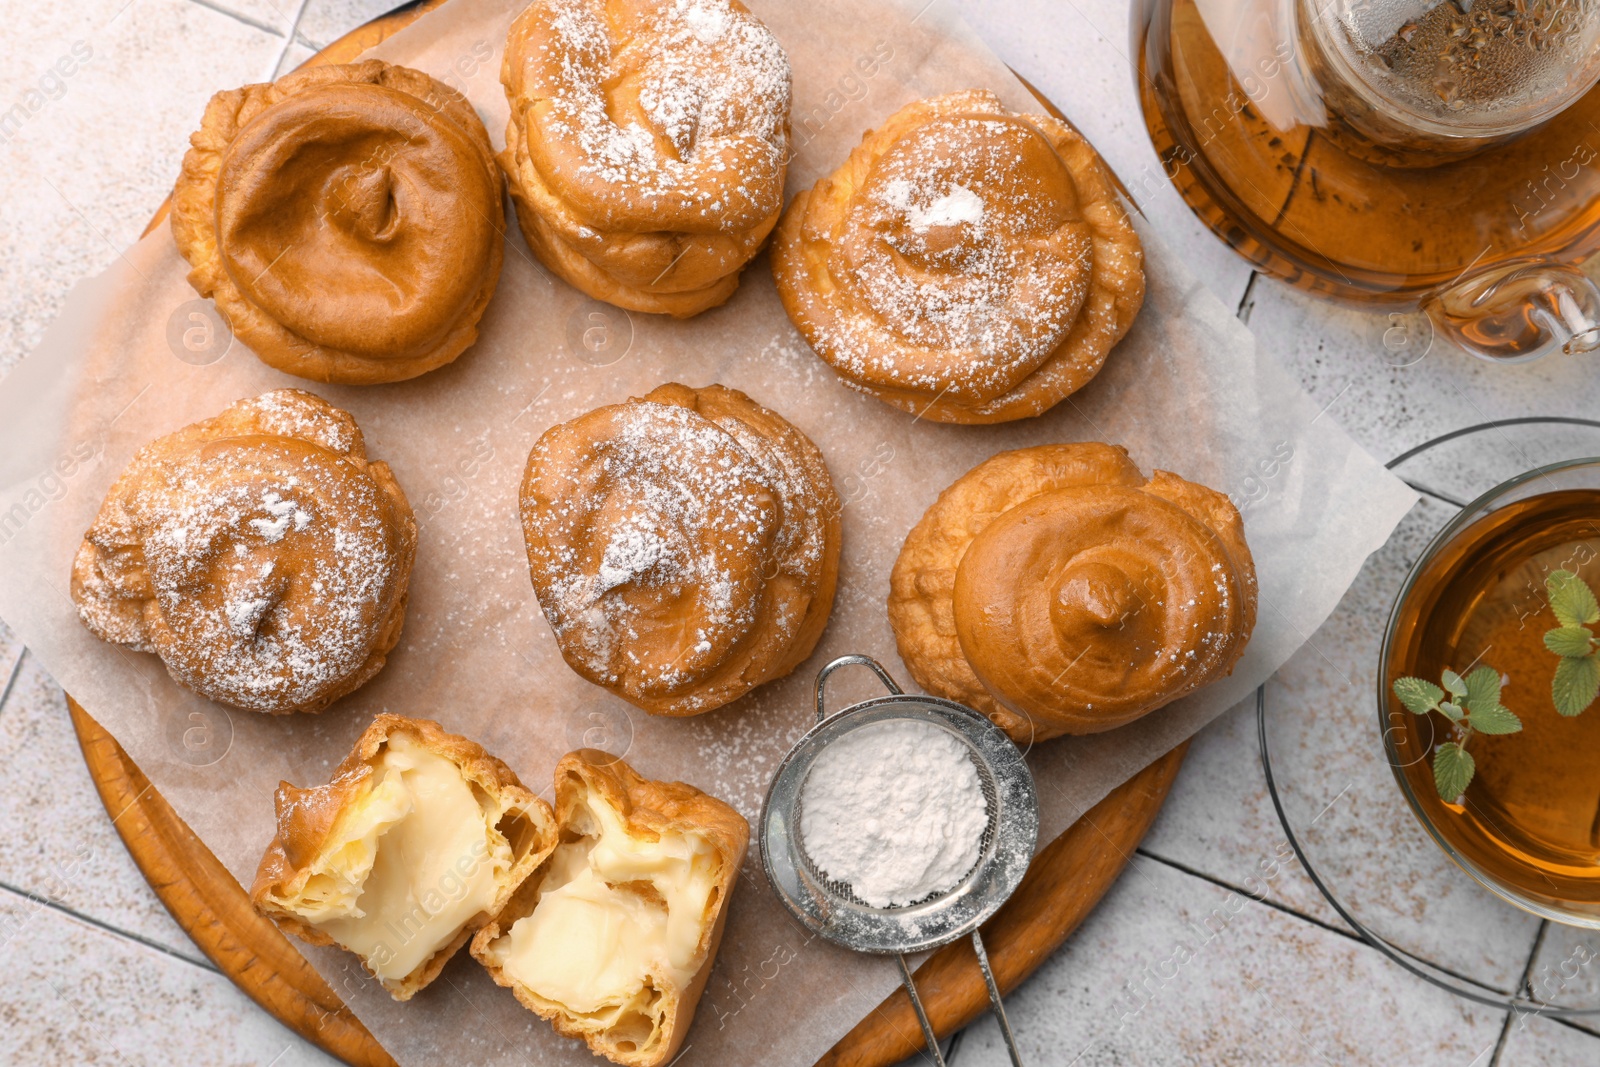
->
[
  {"left": 896, "top": 953, "right": 948, "bottom": 1067},
  {"left": 895, "top": 936, "right": 1024, "bottom": 1066},
  {"left": 814, "top": 654, "right": 903, "bottom": 723},
  {"left": 973, "top": 929, "right": 1025, "bottom": 1066}
]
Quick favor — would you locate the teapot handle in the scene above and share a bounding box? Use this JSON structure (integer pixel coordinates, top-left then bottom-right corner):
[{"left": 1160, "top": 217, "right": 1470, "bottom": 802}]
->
[{"left": 1425, "top": 261, "right": 1600, "bottom": 363}]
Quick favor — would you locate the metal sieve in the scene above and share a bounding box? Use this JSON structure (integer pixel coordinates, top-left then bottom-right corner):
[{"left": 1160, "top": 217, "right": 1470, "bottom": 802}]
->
[{"left": 760, "top": 655, "right": 1039, "bottom": 1067}]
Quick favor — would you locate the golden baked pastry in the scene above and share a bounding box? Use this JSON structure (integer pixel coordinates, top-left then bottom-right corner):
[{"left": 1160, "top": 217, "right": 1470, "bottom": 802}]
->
[
  {"left": 500, "top": 0, "right": 791, "bottom": 317},
  {"left": 71, "top": 389, "right": 416, "bottom": 715},
  {"left": 889, "top": 443, "right": 1256, "bottom": 740},
  {"left": 520, "top": 383, "right": 840, "bottom": 715},
  {"left": 772, "top": 89, "right": 1145, "bottom": 423},
  {"left": 472, "top": 749, "right": 747, "bottom": 1067},
  {"left": 172, "top": 60, "right": 504, "bottom": 384},
  {"left": 251, "top": 715, "right": 558, "bottom": 1000}
]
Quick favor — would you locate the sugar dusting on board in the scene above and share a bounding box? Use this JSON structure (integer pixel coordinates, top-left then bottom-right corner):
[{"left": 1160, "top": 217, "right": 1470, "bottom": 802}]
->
[{"left": 800, "top": 719, "right": 988, "bottom": 908}]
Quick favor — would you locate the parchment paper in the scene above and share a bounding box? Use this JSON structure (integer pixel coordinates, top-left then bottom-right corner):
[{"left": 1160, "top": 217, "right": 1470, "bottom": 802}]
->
[{"left": 0, "top": 0, "right": 1418, "bottom": 1063}]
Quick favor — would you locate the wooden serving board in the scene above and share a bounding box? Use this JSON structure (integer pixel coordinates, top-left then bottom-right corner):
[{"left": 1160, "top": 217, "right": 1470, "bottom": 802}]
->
[
  {"left": 74, "top": 3, "right": 1190, "bottom": 1065},
  {"left": 72, "top": 698, "right": 1184, "bottom": 1067}
]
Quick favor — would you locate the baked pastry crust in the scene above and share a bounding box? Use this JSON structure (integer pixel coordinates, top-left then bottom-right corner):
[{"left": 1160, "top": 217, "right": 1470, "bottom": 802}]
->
[
  {"left": 471, "top": 750, "right": 748, "bottom": 1067},
  {"left": 172, "top": 60, "right": 505, "bottom": 384},
  {"left": 71, "top": 389, "right": 416, "bottom": 715},
  {"left": 520, "top": 383, "right": 841, "bottom": 715},
  {"left": 500, "top": 0, "right": 791, "bottom": 317},
  {"left": 772, "top": 89, "right": 1145, "bottom": 423},
  {"left": 889, "top": 443, "right": 1256, "bottom": 740},
  {"left": 251, "top": 715, "right": 558, "bottom": 1000}
]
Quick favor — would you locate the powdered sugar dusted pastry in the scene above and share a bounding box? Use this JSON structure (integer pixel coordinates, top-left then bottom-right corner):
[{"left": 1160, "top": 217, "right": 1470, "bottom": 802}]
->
[
  {"left": 252, "top": 715, "right": 558, "bottom": 1000},
  {"left": 889, "top": 443, "right": 1256, "bottom": 741},
  {"left": 520, "top": 383, "right": 840, "bottom": 715},
  {"left": 500, "top": 0, "right": 791, "bottom": 316},
  {"left": 772, "top": 89, "right": 1145, "bottom": 423},
  {"left": 71, "top": 390, "right": 416, "bottom": 715},
  {"left": 471, "top": 749, "right": 747, "bottom": 1067},
  {"left": 172, "top": 60, "right": 504, "bottom": 384}
]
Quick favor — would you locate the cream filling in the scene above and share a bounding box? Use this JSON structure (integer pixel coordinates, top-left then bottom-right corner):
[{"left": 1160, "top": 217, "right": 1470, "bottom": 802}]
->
[
  {"left": 489, "top": 792, "right": 718, "bottom": 1026},
  {"left": 285, "top": 735, "right": 513, "bottom": 982}
]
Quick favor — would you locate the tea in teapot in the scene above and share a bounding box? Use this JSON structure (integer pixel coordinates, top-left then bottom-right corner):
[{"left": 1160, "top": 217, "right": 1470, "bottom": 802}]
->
[{"left": 1137, "top": 0, "right": 1600, "bottom": 360}]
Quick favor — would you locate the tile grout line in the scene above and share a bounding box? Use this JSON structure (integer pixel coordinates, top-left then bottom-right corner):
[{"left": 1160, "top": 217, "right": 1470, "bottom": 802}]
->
[
  {"left": 184, "top": 0, "right": 287, "bottom": 37},
  {"left": 0, "top": 646, "right": 28, "bottom": 720},
  {"left": 292, "top": 26, "right": 326, "bottom": 52},
  {"left": 1134, "top": 847, "right": 1527, "bottom": 999},
  {"left": 1401, "top": 478, "right": 1470, "bottom": 509},
  {"left": 1234, "top": 271, "right": 1260, "bottom": 326},
  {"left": 943, "top": 1025, "right": 965, "bottom": 1064},
  {"left": 0, "top": 879, "right": 217, "bottom": 973},
  {"left": 1485, "top": 919, "right": 1600, "bottom": 1045},
  {"left": 1134, "top": 847, "right": 1372, "bottom": 944},
  {"left": 1549, "top": 1014, "right": 1600, "bottom": 1042},
  {"left": 266, "top": 0, "right": 315, "bottom": 80},
  {"left": 1488, "top": 920, "right": 1547, "bottom": 1066}
]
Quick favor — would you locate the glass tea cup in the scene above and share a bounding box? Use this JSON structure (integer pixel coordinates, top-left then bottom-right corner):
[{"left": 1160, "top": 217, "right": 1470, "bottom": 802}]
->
[{"left": 1380, "top": 458, "right": 1600, "bottom": 926}]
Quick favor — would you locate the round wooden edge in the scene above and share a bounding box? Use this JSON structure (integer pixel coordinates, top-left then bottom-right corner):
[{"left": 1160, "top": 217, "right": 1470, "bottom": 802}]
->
[
  {"left": 89, "top": 2, "right": 1185, "bottom": 1065},
  {"left": 68, "top": 697, "right": 398, "bottom": 1067}
]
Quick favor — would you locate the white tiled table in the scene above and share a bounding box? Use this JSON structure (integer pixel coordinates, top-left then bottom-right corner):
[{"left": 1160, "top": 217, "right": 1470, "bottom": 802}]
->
[{"left": 3, "top": 1, "right": 1599, "bottom": 1064}]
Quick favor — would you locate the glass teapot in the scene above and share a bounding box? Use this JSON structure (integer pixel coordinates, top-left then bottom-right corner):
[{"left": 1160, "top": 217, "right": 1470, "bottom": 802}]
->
[{"left": 1135, "top": 0, "right": 1600, "bottom": 361}]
